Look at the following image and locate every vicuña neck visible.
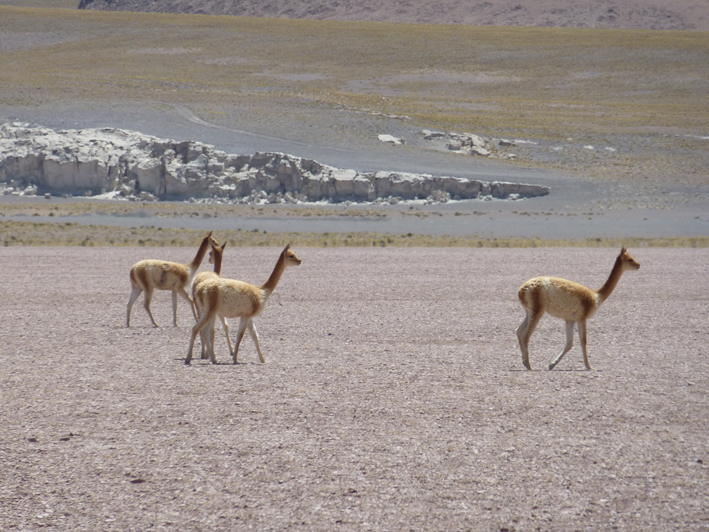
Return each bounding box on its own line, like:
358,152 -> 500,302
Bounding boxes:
189,235 -> 211,271
214,250 -> 223,276
260,251 -> 287,294
596,255 -> 624,303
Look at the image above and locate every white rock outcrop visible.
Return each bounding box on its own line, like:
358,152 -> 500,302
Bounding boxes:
378,134 -> 405,145
422,129 -> 523,159
0,123 -> 550,203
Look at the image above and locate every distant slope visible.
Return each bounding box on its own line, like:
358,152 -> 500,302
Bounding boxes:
76,0 -> 709,30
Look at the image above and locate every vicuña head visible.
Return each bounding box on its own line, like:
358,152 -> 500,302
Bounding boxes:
126,231 -> 213,327
207,235 -> 225,268
185,244 -> 302,365
516,247 -> 640,371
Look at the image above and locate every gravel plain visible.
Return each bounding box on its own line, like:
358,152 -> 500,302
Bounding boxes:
1,245 -> 707,531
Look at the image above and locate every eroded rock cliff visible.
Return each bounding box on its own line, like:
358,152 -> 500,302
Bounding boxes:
0,123 -> 549,204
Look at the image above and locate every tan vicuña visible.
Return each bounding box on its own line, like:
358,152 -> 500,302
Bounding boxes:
516,247 -> 640,371
190,236 -> 233,359
126,231 -> 212,327
185,244 -> 302,365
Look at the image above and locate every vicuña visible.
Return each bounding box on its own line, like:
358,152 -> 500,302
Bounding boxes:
126,231 -> 212,327
191,236 -> 233,359
185,244 -> 302,365
516,247 -> 640,370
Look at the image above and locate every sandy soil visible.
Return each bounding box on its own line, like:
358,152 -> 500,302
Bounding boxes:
1,246 -> 707,531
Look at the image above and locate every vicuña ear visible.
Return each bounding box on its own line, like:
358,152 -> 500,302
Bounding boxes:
620,246 -> 627,254
284,243 -> 291,251
222,242 -> 227,250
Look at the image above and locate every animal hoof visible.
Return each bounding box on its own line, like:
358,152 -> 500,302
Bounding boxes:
184,359 -> 191,366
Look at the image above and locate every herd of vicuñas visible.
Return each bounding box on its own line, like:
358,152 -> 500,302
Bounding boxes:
126,232 -> 302,365
126,234 -> 639,370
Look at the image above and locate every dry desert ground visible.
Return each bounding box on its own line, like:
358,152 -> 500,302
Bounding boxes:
1,6 -> 708,530
1,245 -> 708,531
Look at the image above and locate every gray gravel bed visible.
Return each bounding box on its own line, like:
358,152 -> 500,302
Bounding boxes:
1,246 -> 707,531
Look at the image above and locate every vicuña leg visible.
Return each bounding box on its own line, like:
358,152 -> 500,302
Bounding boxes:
171,291 -> 178,326
232,317 -> 249,364
126,286 -> 143,327
185,325 -> 200,365
142,287 -> 160,327
578,320 -> 592,370
183,288 -> 198,321
200,323 -> 211,359
203,318 -> 218,364
221,316 -> 233,357
517,310 -> 543,370
549,320 -> 576,370
172,288 -> 196,326
516,314 -> 531,369
194,299 -> 212,359
196,314 -> 213,360
231,318 -> 265,364
186,309 -> 218,365
247,320 -> 266,363
200,315 -> 232,360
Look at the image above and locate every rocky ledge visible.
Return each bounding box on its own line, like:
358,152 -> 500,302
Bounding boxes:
0,123 -> 549,204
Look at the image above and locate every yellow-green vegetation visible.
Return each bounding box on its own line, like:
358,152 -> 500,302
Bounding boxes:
1,220 -> 706,248
0,7 -> 707,139
0,201 -> 389,219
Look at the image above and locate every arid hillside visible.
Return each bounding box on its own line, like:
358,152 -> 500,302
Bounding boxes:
75,0 -> 709,30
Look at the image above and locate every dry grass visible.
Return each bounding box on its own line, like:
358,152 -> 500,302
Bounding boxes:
0,200 -> 390,219
2,220 -> 706,248
1,201 -> 706,248
1,7 -> 707,141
